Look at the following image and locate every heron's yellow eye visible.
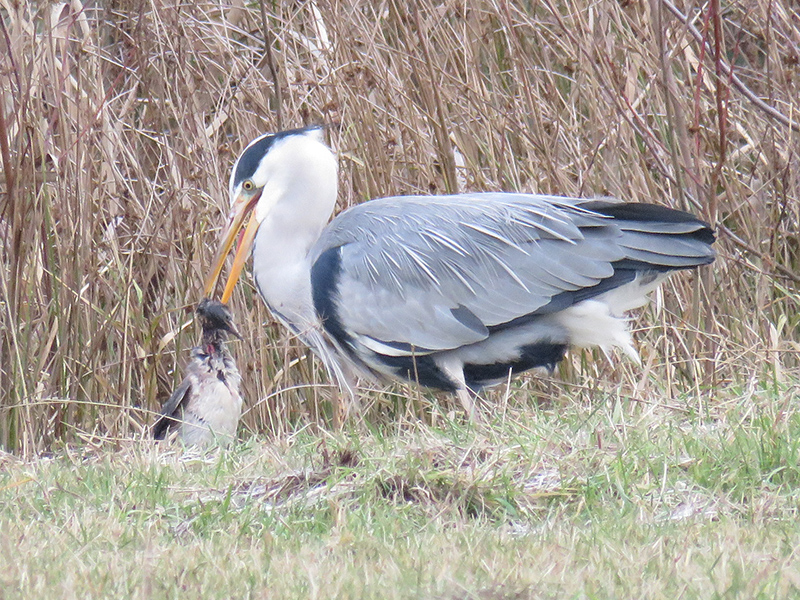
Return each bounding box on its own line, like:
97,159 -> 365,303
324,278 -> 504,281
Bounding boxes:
242,179 -> 255,192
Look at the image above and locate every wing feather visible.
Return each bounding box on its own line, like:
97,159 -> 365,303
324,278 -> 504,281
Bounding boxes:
310,193 -> 713,353
153,377 -> 192,440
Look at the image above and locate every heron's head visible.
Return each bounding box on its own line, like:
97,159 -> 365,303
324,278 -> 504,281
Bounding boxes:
203,126 -> 336,303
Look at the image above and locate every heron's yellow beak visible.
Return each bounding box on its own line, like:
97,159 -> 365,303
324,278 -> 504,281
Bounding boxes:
204,190 -> 262,304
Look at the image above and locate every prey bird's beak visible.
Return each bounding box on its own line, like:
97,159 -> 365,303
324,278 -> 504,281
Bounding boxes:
203,190 -> 262,304
224,320 -> 244,340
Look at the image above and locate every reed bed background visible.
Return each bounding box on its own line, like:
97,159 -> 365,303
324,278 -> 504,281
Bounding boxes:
0,0 -> 797,455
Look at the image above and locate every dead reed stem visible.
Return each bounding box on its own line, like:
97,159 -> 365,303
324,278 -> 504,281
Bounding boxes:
0,0 -> 797,454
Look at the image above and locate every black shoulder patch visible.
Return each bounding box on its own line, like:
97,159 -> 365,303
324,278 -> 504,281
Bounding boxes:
233,126 -> 324,189
310,246 -> 351,348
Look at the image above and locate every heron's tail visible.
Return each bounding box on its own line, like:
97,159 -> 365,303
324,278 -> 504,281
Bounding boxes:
580,200 -> 716,271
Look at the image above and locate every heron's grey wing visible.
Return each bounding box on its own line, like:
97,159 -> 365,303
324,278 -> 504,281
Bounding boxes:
310,193 -> 713,354
153,377 -> 192,440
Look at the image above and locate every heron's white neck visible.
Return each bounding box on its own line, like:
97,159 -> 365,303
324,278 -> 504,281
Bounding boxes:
250,137 -> 338,331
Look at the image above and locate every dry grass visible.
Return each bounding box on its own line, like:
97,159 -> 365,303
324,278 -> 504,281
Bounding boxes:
0,0 -> 798,454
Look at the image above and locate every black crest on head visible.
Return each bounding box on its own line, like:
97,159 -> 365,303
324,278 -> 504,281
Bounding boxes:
232,125 -> 325,189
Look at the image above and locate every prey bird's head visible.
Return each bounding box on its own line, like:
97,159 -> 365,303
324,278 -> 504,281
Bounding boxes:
196,298 -> 241,339
203,126 -> 336,303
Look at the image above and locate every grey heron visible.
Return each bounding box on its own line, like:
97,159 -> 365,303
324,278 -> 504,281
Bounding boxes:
153,298 -> 244,446
204,126 -> 715,419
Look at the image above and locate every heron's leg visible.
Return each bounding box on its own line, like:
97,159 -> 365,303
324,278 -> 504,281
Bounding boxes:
436,356 -> 481,422
337,362 -> 362,418
329,378 -> 358,430
456,386 -> 480,422
307,332 -> 362,427
331,390 -> 345,430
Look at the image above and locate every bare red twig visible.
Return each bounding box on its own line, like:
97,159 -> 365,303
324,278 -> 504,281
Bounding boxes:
661,0 -> 799,133
259,0 -> 283,130
0,87 -> 13,202
709,0 -> 727,224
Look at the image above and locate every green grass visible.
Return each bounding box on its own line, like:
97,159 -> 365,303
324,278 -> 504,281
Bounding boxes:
3,381 -> 800,599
